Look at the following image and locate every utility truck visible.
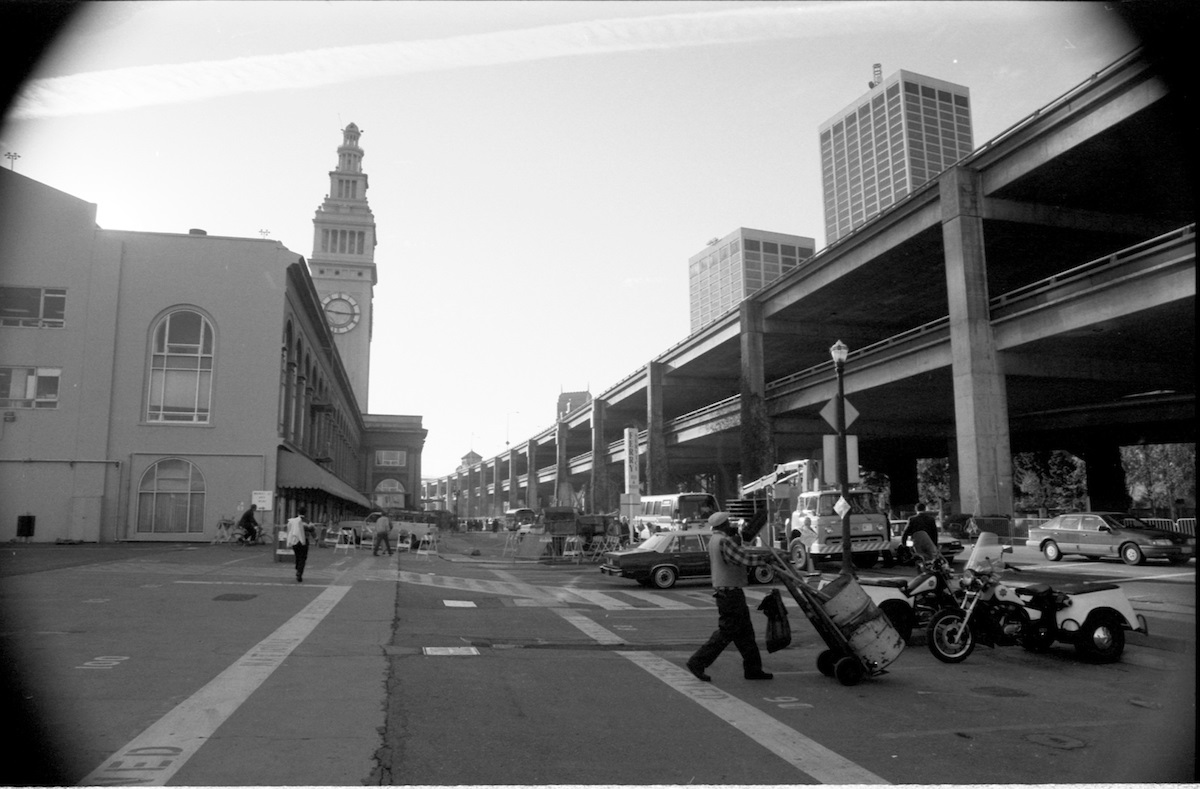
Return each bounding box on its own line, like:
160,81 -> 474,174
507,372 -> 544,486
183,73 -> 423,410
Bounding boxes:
733,459 -> 889,570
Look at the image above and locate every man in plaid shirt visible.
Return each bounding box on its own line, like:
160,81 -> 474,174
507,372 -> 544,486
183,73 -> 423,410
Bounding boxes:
687,512 -> 774,682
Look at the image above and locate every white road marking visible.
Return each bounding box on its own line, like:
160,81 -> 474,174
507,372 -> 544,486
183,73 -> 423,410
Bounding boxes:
551,608 -> 628,644
78,559 -> 373,786
549,607 -> 889,783
620,650 -> 889,784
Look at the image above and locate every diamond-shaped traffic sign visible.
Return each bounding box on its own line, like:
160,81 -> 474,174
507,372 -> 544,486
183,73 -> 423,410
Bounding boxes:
820,398 -> 858,430
834,496 -> 852,519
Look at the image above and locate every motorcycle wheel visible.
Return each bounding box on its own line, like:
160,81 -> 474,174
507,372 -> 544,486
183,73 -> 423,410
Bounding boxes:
834,657 -> 865,686
927,608 -> 975,663
1075,615 -> 1125,663
878,600 -> 914,644
816,649 -> 838,677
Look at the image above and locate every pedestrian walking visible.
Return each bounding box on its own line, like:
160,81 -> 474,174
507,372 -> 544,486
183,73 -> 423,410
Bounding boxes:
901,503 -> 938,548
687,512 -> 774,682
370,510 -> 393,556
285,506 -> 312,583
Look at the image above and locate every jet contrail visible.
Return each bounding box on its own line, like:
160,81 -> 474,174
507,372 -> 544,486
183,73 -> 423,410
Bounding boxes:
10,3 -> 913,120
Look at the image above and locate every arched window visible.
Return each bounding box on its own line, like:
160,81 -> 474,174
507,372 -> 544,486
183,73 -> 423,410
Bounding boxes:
375,478 -> 407,509
137,458 -> 205,533
147,309 -> 214,423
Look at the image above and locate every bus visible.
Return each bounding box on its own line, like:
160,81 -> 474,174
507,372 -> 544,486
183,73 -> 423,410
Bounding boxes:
631,492 -> 720,539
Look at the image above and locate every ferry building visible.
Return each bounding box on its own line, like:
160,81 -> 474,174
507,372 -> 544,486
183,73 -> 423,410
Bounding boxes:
0,125 -> 425,542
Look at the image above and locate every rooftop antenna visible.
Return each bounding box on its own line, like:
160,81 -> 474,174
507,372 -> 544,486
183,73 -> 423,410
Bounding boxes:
868,63 -> 882,89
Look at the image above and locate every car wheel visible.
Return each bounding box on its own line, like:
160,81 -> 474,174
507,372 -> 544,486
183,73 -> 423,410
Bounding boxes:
1075,615 -> 1125,663
651,566 -> 678,589
878,600 -> 914,644
787,539 -> 808,569
750,565 -> 775,585
1042,541 -> 1062,562
1120,543 -> 1145,566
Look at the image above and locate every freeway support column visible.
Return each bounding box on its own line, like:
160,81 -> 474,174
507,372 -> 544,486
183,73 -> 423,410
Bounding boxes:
555,421 -> 572,506
508,449 -> 519,510
590,398 -> 608,513
740,300 -> 775,483
526,440 -> 539,510
645,361 -> 669,494
941,166 -> 1013,518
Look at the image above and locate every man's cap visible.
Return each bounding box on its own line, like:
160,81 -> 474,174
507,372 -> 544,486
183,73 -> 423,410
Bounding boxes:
707,512 -> 731,529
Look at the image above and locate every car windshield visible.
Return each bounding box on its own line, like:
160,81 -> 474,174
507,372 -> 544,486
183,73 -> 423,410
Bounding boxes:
1100,513 -> 1149,529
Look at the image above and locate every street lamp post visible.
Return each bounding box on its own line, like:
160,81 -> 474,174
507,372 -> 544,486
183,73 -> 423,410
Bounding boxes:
830,340 -> 854,576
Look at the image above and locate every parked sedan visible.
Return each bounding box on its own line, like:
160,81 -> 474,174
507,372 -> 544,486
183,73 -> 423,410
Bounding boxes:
1028,512 -> 1194,565
599,529 -> 775,589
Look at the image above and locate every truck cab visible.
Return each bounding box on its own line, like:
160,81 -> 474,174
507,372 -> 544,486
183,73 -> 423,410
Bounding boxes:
787,488 -> 889,569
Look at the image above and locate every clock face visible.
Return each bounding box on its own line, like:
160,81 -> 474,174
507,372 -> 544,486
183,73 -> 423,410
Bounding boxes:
322,293 -> 360,334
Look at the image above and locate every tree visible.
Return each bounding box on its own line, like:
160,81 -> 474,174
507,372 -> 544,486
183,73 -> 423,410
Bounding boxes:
1121,444 -> 1196,517
1012,450 -> 1087,515
917,457 -> 950,510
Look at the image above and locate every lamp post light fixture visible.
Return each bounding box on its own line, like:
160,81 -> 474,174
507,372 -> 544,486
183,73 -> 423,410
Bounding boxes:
829,340 -> 854,576
4,152 -> 19,170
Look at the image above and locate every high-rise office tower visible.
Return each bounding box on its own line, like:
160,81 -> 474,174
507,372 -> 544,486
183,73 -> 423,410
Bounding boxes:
820,65 -> 973,243
688,228 -> 815,333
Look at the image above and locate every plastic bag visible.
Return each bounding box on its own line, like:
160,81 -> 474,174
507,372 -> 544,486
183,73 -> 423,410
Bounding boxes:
757,589 -> 792,653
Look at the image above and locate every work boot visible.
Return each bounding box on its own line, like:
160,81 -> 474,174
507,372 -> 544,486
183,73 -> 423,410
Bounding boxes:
686,660 -> 711,682
744,669 -> 773,680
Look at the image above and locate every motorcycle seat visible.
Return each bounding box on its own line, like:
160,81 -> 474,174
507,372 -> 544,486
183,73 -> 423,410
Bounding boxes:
859,578 -> 908,588
1015,583 -> 1052,597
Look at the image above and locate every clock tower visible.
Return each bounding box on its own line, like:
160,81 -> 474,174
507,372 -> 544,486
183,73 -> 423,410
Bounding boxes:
309,122 -> 377,411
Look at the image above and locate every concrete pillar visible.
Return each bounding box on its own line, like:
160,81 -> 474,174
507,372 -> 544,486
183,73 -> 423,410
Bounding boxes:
941,166 -> 1014,518
555,422 -> 571,506
645,362 -> 669,494
739,301 -> 775,483
1082,441 -> 1131,511
590,399 -> 608,514
508,450 -> 519,510
526,440 -> 539,510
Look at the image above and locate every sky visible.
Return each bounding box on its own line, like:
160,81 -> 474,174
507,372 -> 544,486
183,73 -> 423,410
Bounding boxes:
1,1 -> 1140,477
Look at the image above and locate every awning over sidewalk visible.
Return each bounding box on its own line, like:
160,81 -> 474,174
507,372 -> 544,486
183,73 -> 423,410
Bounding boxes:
276,450 -> 373,509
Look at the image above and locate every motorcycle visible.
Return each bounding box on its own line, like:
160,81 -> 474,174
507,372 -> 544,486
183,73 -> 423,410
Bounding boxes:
927,532 -> 1147,664
861,532 -> 958,644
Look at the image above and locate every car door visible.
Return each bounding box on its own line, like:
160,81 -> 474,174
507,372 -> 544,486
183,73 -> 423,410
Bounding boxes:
676,535 -> 710,578
1075,514 -> 1113,558
1056,513 -> 1084,556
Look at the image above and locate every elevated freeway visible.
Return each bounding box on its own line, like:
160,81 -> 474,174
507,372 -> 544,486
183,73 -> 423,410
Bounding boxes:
426,48 -> 1194,519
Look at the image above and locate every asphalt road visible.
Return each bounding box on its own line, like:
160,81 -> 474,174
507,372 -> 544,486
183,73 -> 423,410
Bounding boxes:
0,533 -> 1193,785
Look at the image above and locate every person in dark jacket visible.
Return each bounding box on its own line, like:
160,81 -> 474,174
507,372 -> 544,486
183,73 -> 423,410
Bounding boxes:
901,503 -> 938,548
237,504 -> 258,544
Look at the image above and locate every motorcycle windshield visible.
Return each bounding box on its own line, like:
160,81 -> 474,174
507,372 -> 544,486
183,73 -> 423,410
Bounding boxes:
964,531 -> 1005,573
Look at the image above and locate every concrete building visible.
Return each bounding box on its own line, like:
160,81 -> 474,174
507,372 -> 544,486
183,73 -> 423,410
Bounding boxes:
820,66 -> 973,243
688,228 -> 816,332
0,125 -> 425,542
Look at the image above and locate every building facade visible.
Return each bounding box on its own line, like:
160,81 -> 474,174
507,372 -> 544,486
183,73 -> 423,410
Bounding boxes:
820,67 -> 973,243
309,123 -> 377,411
688,228 -> 816,333
0,127 -> 425,542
